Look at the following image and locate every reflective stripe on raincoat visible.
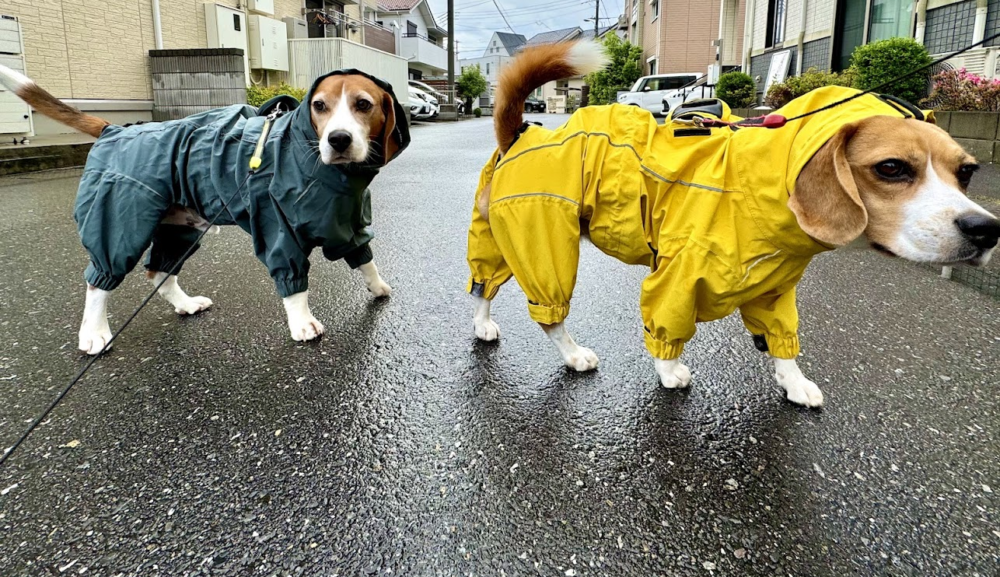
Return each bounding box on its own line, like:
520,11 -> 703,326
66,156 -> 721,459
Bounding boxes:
74,69 -> 409,298
467,86 -> 930,359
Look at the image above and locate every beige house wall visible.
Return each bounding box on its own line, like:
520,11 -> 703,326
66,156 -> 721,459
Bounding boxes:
623,0 -> 745,75
0,0 -> 366,101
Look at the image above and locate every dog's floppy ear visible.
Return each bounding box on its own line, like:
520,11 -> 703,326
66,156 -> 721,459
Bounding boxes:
380,91 -> 401,165
789,123 -> 868,246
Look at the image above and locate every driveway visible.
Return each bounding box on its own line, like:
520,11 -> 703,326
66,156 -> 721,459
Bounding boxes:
1,114 -> 998,576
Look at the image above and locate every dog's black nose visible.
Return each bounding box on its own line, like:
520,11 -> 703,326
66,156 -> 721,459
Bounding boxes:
328,130 -> 352,153
956,213 -> 1000,249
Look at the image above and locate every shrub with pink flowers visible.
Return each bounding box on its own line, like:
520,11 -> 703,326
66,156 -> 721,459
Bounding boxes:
923,68 -> 1000,111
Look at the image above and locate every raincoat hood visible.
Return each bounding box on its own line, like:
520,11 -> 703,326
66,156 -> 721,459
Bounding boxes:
284,68 -> 411,168
766,86 -> 933,195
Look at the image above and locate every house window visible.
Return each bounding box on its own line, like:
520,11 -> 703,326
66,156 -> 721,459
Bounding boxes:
306,0 -> 345,38
487,63 -> 491,75
832,0 -> 913,71
407,20 -> 418,36
651,0 -> 660,19
766,0 -> 787,47
648,58 -> 657,75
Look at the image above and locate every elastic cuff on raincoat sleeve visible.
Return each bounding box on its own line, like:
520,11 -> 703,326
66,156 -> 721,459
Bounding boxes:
274,277 -> 309,299
343,244 -> 374,269
765,333 -> 800,359
84,263 -> 124,292
527,302 -> 570,325
644,332 -> 686,360
467,277 -> 505,300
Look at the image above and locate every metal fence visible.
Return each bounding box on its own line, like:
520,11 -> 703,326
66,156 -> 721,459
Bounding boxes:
937,265 -> 1000,299
287,38 -> 409,104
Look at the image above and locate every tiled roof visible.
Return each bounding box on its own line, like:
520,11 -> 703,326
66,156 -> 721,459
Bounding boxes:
495,32 -> 527,54
377,0 -> 420,11
579,24 -> 616,40
524,27 -> 582,46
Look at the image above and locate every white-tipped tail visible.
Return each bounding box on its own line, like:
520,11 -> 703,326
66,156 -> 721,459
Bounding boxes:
0,63 -> 109,137
566,41 -> 611,76
0,63 -> 31,92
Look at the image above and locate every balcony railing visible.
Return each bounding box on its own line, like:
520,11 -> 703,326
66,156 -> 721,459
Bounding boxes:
288,37 -> 409,104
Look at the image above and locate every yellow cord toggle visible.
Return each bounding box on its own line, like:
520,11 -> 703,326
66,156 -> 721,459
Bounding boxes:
250,117 -> 272,171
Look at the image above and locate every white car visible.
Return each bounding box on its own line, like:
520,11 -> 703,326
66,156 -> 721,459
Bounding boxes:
617,73 -> 704,116
408,86 -> 438,120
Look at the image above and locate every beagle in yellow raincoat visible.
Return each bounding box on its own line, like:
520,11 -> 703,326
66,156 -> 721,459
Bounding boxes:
466,42 -> 1000,408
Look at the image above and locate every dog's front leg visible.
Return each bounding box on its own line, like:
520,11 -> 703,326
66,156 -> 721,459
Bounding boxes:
654,358 -> 692,389
541,322 -> 599,371
79,284 -> 113,355
472,295 -> 500,341
357,261 -> 392,297
773,357 -> 824,408
283,291 -> 325,342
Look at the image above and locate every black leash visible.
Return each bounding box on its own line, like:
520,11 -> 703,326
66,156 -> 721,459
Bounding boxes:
0,106 -> 285,468
691,31 -> 1000,130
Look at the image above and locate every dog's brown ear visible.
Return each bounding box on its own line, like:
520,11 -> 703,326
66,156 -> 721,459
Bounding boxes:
380,92 -> 400,165
789,123 -> 868,246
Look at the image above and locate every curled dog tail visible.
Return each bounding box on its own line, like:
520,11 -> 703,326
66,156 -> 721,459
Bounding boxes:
0,63 -> 110,138
494,41 -> 609,153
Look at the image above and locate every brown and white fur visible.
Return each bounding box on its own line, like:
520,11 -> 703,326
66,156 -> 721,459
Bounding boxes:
0,65 -> 398,353
473,41 -> 1000,408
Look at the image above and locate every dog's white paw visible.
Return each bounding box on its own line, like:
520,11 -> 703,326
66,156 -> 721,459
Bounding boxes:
655,359 -> 691,389
773,358 -> 824,408
777,373 -> 824,407
174,295 -> 213,315
474,318 -> 500,341
289,314 -> 325,342
78,327 -> 113,355
565,346 -> 599,372
367,279 -> 392,298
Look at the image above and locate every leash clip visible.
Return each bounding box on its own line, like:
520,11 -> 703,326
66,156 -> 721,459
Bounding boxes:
250,103 -> 287,172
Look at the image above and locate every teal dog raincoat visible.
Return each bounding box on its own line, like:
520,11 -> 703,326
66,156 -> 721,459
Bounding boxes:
73,70 -> 409,298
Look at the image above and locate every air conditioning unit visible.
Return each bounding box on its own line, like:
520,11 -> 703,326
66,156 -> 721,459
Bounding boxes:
937,47 -> 999,78
248,14 -> 288,71
247,0 -> 275,16
283,17 -> 308,40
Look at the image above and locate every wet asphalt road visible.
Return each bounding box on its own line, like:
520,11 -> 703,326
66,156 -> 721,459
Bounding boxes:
1,114 -> 999,576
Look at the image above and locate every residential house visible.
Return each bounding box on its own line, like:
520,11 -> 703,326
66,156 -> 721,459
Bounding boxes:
375,0 -> 448,79
744,0 -> 1000,99
526,26 -> 619,111
0,0 -> 405,137
623,0 -> 746,78
458,31 -> 526,103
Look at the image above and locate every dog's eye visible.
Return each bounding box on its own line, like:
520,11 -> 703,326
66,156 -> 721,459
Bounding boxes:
957,163 -> 979,187
312,100 -> 326,112
874,160 -> 911,181
356,99 -> 373,112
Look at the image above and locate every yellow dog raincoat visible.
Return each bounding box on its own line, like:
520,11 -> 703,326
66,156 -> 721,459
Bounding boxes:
467,87 -> 931,360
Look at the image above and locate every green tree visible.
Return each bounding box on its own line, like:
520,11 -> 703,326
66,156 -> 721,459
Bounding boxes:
457,66 -> 488,112
850,37 -> 931,105
584,34 -> 642,105
714,71 -> 757,108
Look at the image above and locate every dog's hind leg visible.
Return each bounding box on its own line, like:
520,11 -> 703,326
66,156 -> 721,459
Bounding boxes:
79,284 -> 113,355
541,322 -> 599,372
148,271 -> 213,315
653,358 -> 692,389
773,357 -> 824,408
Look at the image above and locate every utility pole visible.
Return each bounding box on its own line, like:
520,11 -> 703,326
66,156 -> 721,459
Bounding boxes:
448,0 -> 455,98
581,0 -> 599,107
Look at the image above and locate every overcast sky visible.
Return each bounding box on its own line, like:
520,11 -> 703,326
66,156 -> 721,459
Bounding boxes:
424,0 -> 621,59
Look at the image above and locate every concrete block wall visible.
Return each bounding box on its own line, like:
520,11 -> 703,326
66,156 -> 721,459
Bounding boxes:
150,49 -> 247,121
935,111 -> 1000,163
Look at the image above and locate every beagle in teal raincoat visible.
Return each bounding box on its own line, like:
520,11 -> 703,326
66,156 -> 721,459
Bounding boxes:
0,65 -> 409,353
